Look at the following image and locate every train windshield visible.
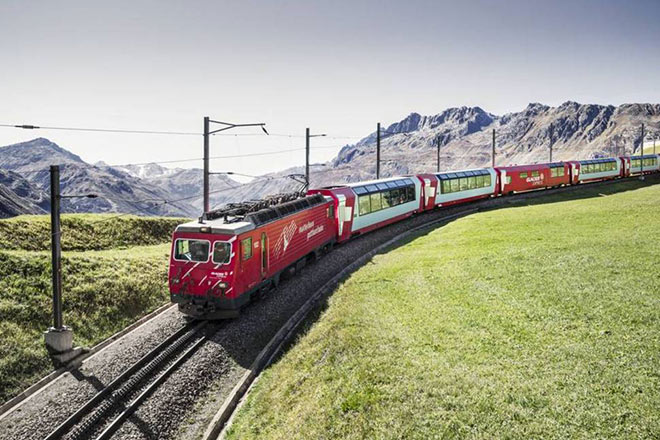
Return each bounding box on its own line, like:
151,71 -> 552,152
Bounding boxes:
213,241 -> 232,264
174,239 -> 210,262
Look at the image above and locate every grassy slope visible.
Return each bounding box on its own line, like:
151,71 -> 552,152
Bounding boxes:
0,215 -> 183,403
228,179 -> 660,439
0,214 -> 187,251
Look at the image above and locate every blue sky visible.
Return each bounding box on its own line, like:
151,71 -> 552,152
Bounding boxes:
1,0 -> 659,176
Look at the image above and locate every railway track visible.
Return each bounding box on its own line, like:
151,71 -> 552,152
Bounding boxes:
43,321 -> 209,440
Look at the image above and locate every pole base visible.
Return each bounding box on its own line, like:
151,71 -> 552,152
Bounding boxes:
44,327 -> 87,368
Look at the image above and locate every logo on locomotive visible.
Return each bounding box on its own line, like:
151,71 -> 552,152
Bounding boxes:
273,219 -> 325,258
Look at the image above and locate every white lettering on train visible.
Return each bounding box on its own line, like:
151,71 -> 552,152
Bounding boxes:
306,225 -> 324,240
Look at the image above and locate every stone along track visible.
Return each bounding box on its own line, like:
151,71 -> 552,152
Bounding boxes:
43,321 -> 211,440
0,176 -> 653,440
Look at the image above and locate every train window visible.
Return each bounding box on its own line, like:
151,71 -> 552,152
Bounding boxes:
366,185 -> 378,193
407,186 -> 415,201
381,191 -> 392,207
505,175 -> 512,185
532,171 -> 539,177
370,193 -> 382,211
484,174 -> 492,187
459,178 -> 468,191
450,179 -> 459,192
354,186 -> 367,195
358,195 -> 371,216
389,189 -> 399,205
476,175 -> 484,187
212,242 -> 231,264
386,181 -> 398,188
241,237 -> 253,261
381,191 -> 392,208
520,172 -> 527,178
377,183 -> 390,190
174,239 -> 210,262
441,180 -> 451,194
468,176 -> 476,189
327,205 -> 334,219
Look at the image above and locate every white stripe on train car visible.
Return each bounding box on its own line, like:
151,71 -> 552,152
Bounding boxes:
182,262 -> 200,280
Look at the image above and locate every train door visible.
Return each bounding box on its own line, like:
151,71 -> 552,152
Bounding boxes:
570,162 -> 580,184
336,194 -> 353,242
423,178 -> 436,210
260,232 -> 268,278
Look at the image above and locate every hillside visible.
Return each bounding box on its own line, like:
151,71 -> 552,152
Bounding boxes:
0,138 -> 201,217
0,214 -> 188,251
227,177 -> 660,439
0,214 -> 181,403
0,169 -> 49,218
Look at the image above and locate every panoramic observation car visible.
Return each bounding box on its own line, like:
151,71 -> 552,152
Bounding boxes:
629,155 -> 660,175
496,162 -> 570,195
309,176 -> 421,241
434,168 -> 497,206
569,157 -> 621,183
169,194 -> 336,318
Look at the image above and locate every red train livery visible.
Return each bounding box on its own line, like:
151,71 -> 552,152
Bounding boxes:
169,154 -> 660,318
169,194 -> 335,318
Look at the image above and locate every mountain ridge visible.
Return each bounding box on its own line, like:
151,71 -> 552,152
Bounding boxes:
1,101 -> 658,218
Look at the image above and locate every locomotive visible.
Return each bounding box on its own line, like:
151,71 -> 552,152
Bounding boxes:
169,154 -> 660,318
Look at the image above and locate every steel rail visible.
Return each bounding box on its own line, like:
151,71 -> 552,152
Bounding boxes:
95,335 -> 208,440
44,321 -> 206,440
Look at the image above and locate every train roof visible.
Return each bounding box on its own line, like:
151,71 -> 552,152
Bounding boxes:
630,155 -> 659,159
176,193 -> 328,235
435,167 -> 493,179
495,162 -> 565,171
175,218 -> 255,235
578,157 -> 618,164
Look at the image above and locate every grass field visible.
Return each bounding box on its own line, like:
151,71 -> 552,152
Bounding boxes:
0,213 -> 186,251
0,214 -> 183,403
227,178 -> 660,439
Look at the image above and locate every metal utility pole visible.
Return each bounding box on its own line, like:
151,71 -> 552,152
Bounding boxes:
44,166 -> 93,365
202,117 -> 268,213
491,129 -> 496,167
376,122 -> 381,179
305,128 -> 326,189
549,123 -> 554,162
640,123 -> 645,180
203,117 -> 210,213
50,165 -> 63,330
436,136 -> 441,172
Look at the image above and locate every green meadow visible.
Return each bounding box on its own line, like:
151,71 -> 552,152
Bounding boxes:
228,177 -> 660,439
0,214 -> 185,403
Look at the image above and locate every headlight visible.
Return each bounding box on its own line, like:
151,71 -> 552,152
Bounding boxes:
218,282 -> 227,289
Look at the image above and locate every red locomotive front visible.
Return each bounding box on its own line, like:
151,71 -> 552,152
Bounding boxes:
169,194 -> 336,318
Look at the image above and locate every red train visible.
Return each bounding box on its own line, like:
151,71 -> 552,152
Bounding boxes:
169,154 -> 660,318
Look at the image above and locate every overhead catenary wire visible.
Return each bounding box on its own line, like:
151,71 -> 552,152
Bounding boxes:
0,123 -> 363,141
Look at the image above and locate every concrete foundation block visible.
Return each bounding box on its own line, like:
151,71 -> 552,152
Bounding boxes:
44,326 -> 73,354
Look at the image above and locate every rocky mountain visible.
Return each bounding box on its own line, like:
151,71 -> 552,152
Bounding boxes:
114,163 -> 239,211
0,138 -> 199,217
319,101 -> 660,185
205,101 -> 660,203
0,169 -> 50,218
1,102 -> 658,218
